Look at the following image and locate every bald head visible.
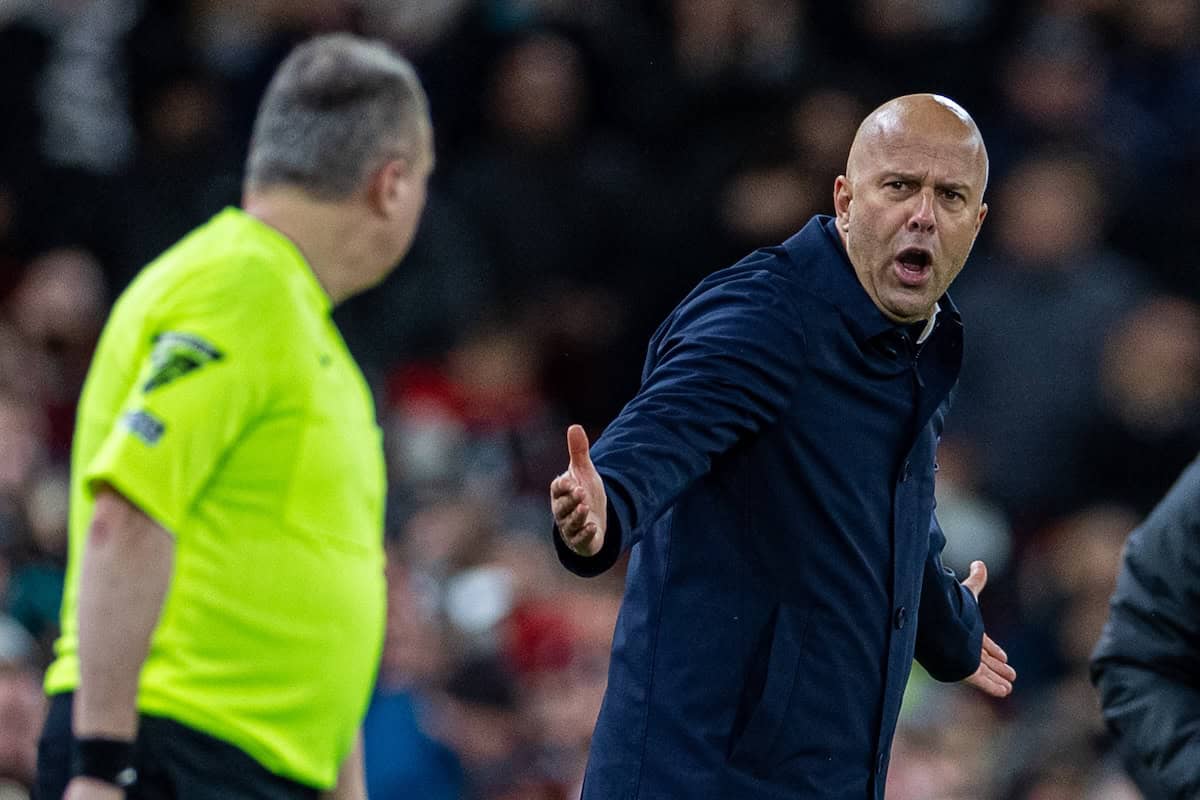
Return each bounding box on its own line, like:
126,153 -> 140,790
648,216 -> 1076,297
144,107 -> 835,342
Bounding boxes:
833,93 -> 990,324
846,94 -> 988,194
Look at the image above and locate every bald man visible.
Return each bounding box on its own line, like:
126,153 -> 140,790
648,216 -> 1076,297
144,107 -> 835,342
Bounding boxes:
549,95 -> 1014,799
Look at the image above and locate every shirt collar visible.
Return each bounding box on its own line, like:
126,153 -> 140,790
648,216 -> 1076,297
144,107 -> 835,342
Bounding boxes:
916,303 -> 940,344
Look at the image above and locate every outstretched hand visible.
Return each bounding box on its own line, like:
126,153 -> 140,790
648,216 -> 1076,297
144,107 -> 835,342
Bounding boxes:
550,425 -> 608,557
961,560 -> 1016,698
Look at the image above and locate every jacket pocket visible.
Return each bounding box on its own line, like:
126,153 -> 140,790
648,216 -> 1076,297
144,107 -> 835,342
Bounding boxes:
727,602 -> 814,773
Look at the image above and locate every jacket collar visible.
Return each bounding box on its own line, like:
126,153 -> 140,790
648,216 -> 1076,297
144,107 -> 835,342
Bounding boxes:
781,215 -> 961,344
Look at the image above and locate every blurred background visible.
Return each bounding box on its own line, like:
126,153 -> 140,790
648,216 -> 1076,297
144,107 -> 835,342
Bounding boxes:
1,0 -> 1198,797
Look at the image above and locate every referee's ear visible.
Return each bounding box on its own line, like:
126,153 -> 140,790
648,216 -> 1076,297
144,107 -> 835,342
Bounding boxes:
369,158 -> 405,218
369,155 -> 427,221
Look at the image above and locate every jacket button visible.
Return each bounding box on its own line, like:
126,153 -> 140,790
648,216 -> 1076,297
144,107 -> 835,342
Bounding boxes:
899,461 -> 911,483
877,752 -> 886,775
894,606 -> 907,629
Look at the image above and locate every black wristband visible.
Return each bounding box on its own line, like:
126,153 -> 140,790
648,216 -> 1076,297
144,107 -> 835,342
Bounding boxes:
72,737 -> 138,789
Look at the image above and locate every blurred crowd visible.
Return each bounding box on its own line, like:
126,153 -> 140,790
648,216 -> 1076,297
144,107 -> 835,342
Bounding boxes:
1,0 -> 1199,798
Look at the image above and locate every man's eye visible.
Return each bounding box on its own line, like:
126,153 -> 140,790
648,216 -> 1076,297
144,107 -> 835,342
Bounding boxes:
941,189 -> 963,201
887,181 -> 908,190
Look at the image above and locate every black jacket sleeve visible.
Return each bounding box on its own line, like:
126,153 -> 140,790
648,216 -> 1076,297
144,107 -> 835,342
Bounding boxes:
1090,457 -> 1200,800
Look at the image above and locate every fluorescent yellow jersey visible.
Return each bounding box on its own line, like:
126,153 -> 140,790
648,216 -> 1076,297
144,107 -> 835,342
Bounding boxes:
45,207 -> 387,789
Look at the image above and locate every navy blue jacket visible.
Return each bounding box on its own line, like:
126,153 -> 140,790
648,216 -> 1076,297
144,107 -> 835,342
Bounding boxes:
555,216 -> 984,799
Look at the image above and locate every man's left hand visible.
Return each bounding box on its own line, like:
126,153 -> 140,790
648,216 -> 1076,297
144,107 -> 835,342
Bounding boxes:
960,560 -> 1016,698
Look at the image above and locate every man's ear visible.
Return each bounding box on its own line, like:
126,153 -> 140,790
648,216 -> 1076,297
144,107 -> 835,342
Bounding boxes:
833,175 -> 852,231
368,158 -> 411,217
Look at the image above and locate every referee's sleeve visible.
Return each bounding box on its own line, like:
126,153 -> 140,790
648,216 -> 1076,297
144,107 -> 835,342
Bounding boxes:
84,310 -> 278,536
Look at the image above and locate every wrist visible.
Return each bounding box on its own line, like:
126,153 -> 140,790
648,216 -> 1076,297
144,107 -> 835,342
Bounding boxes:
72,736 -> 138,790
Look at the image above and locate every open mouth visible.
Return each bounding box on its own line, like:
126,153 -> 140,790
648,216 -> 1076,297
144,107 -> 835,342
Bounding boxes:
894,247 -> 932,286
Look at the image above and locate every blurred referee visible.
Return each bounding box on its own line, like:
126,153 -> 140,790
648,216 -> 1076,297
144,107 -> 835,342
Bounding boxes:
35,34 -> 433,800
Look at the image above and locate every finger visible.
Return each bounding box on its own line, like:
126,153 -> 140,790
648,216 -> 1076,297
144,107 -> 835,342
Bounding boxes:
567,424 -> 593,473
969,669 -> 1012,697
979,647 -> 1005,669
566,520 -> 597,545
557,501 -> 590,535
977,660 -> 1015,690
552,493 -> 581,519
968,673 -> 998,696
981,653 -> 1017,682
962,560 -> 988,599
981,666 -> 1014,696
565,524 -> 596,552
550,474 -> 577,498
556,504 -> 577,533
982,634 -> 1008,662
979,635 -> 1016,681
980,650 -> 1011,676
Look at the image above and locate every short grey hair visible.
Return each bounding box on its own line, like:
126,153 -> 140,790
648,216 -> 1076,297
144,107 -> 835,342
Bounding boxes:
244,33 -> 431,199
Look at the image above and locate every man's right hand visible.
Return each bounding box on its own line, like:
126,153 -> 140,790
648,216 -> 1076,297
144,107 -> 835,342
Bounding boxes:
550,425 -> 608,556
64,777 -> 125,800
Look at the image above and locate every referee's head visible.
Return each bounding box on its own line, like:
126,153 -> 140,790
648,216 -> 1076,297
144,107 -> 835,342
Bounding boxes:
245,33 -> 432,200
242,34 -> 434,298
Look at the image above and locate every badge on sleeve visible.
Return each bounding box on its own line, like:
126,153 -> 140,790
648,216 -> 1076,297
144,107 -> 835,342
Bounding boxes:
143,332 -> 223,393
122,409 -> 165,445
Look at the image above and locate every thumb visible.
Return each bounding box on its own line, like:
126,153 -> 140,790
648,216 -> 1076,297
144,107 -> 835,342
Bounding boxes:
566,424 -> 593,473
963,560 -> 988,599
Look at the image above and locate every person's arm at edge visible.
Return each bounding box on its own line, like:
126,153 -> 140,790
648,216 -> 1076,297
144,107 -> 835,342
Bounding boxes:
67,486 -> 174,797
1091,659 -> 1200,798
319,731 -> 367,800
1090,466 -> 1200,799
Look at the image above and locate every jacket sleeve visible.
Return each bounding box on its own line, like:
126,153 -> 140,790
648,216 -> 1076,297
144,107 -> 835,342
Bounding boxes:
1090,458 -> 1200,800
914,512 -> 985,681
555,263 -> 808,576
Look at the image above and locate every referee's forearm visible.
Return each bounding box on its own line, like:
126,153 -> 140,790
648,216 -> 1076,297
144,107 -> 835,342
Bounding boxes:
74,488 -> 175,740
319,731 -> 367,800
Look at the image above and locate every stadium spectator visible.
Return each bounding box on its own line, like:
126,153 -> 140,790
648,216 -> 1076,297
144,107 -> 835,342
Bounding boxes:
1075,296 -> 1200,516
946,151 -> 1150,529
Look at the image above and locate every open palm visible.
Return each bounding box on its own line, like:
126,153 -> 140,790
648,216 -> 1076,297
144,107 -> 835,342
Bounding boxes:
961,560 -> 1016,697
549,425 -> 608,556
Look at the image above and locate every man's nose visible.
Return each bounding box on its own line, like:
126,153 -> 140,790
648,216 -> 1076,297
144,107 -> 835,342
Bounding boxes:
907,191 -> 935,233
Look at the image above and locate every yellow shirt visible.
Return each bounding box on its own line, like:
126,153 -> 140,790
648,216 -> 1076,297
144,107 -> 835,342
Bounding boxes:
45,208 -> 387,789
